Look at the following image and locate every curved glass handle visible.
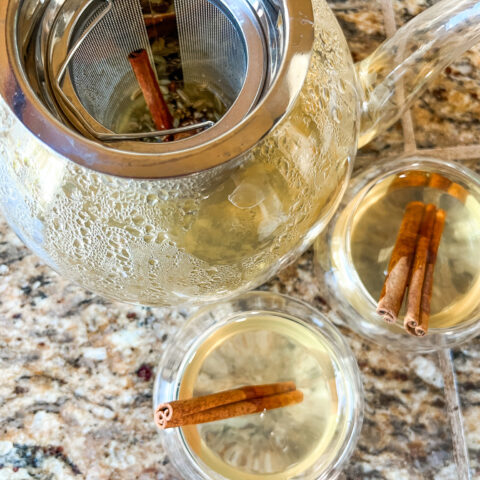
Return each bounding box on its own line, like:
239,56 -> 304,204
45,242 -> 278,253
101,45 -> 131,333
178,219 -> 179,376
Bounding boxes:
357,0 -> 480,147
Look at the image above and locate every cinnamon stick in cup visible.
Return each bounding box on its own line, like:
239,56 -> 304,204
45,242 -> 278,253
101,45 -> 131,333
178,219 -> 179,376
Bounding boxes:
429,173 -> 452,192
377,202 -> 425,323
155,381 -> 301,429
377,201 -> 447,337
416,209 -> 446,337
157,391 -> 303,429
404,204 -> 437,334
128,49 -> 173,133
388,171 -> 429,192
447,182 -> 468,204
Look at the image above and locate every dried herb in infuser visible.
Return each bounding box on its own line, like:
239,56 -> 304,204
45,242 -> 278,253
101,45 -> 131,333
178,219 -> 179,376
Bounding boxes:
123,4 -> 227,140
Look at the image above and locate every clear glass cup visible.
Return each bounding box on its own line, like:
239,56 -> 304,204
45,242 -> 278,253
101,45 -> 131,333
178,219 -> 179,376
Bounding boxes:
315,156 -> 480,352
153,291 -> 363,480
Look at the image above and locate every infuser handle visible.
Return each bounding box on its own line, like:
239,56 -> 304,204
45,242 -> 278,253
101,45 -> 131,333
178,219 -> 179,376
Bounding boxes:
356,0 -> 480,147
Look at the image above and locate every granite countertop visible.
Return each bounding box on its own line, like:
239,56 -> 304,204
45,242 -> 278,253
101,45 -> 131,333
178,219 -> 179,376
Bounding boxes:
1,0 -> 480,479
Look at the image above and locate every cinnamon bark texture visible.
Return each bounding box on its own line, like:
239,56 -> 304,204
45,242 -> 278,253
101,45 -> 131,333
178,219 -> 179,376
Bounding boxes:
144,13 -> 177,29
404,204 -> 437,333
155,382 -> 301,429
429,173 -> 452,192
128,49 -> 173,132
377,202 -> 425,323
377,201 -> 446,337
388,171 -> 429,192
144,13 -> 177,39
447,182 -> 468,204
416,209 -> 446,337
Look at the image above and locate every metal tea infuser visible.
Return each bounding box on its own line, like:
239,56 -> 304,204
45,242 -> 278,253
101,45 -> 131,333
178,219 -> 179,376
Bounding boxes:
49,0 -> 266,143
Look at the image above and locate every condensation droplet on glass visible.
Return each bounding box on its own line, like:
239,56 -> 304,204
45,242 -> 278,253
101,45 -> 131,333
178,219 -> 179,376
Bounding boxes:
146,193 -> 158,206
331,107 -> 341,124
320,86 -> 330,104
132,215 -> 145,226
228,182 -> 265,209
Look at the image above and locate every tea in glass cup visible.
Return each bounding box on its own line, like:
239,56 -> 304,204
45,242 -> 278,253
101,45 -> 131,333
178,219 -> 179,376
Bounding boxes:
315,157 -> 480,352
153,292 -> 363,479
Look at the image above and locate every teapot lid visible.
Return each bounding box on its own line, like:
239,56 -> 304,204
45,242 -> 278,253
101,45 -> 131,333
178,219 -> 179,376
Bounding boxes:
0,0 -> 314,179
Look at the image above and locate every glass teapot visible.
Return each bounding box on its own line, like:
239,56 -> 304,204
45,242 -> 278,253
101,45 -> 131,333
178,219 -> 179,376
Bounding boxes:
0,0 -> 479,307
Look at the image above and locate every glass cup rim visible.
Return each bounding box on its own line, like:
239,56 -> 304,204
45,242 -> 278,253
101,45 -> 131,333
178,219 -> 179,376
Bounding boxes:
153,291 -> 364,480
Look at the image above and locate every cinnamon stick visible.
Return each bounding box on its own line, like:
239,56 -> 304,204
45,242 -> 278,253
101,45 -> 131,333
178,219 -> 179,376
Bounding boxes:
156,390 -> 303,429
155,381 -> 299,430
144,13 -> 177,39
404,204 -> 437,333
388,171 -> 429,192
377,202 -> 425,323
429,173 -> 452,192
428,172 -> 467,204
128,49 -> 173,133
416,209 -> 446,337
144,12 -> 176,28
447,182 -> 468,204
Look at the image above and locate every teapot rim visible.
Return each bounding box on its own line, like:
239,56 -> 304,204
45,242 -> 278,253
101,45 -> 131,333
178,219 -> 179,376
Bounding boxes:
0,0 -> 314,179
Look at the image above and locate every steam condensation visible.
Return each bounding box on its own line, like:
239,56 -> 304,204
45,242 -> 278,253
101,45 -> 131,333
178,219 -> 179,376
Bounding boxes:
0,0 -> 357,306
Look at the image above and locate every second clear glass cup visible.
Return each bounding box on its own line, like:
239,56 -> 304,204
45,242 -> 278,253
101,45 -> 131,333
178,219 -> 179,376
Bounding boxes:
315,156 -> 480,352
153,291 -> 363,480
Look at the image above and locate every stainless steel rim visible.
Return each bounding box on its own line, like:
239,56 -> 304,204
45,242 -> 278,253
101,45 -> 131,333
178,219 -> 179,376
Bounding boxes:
0,0 -> 315,179
49,0 -> 267,143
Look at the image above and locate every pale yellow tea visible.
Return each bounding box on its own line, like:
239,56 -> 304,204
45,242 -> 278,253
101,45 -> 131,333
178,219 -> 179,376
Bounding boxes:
178,314 -> 343,480
349,173 -> 480,329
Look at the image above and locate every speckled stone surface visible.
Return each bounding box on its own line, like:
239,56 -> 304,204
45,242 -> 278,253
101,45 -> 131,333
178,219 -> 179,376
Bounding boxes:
453,345 -> 480,478
391,0 -> 480,150
1,1 -> 479,479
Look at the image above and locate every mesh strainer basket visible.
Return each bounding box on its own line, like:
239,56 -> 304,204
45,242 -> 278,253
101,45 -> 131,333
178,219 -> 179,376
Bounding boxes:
49,0 -> 268,143
9,0 -> 314,178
